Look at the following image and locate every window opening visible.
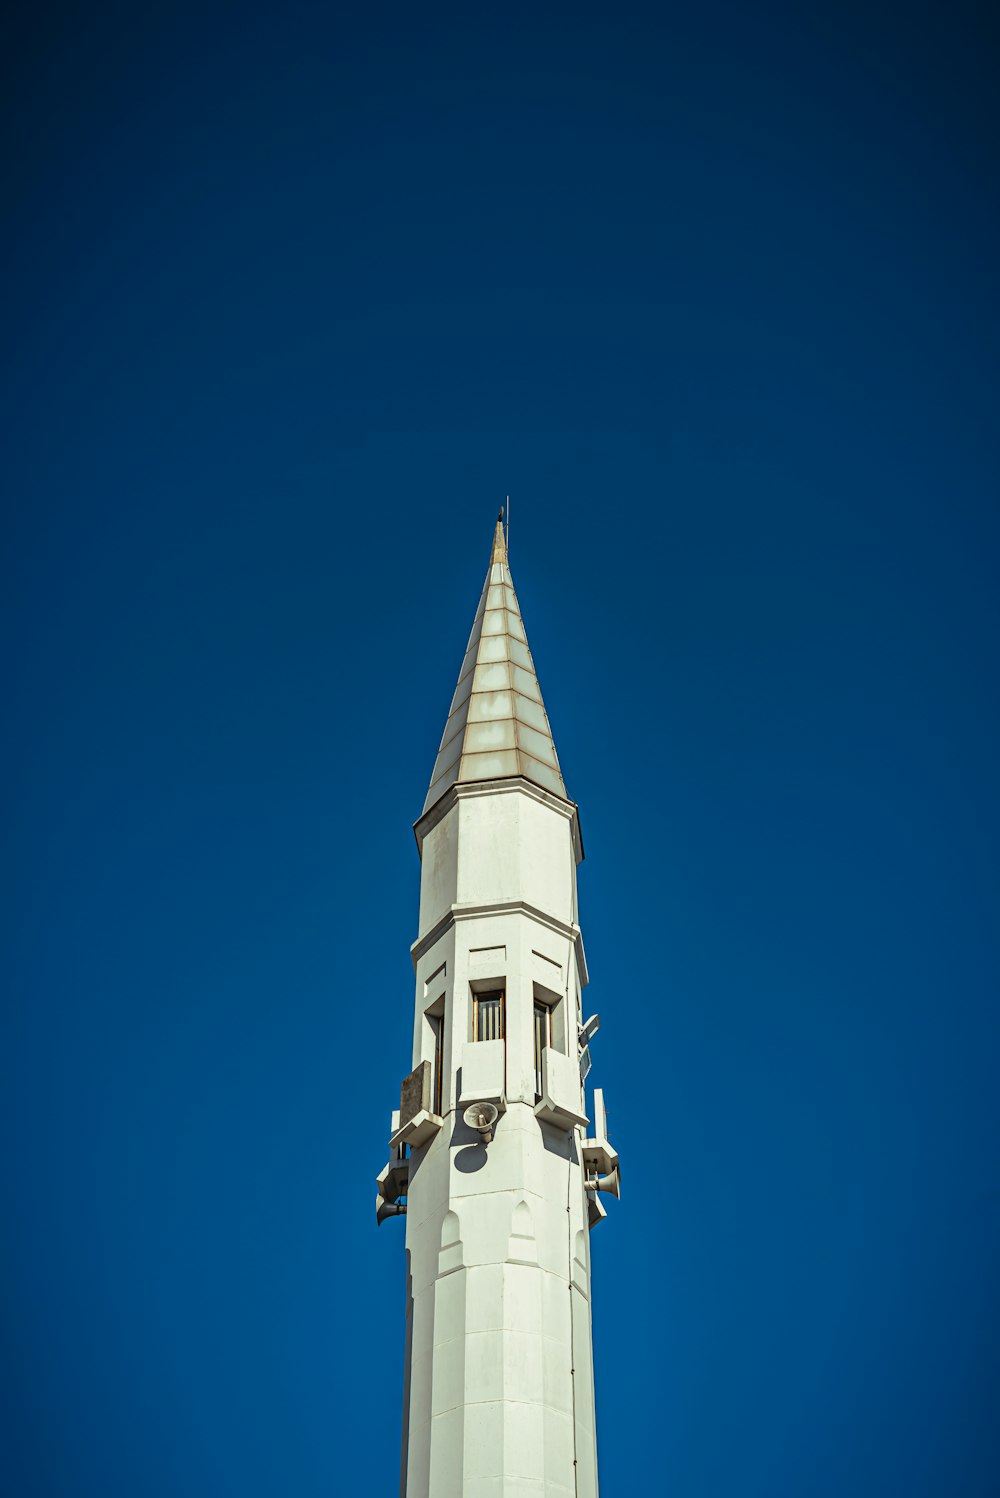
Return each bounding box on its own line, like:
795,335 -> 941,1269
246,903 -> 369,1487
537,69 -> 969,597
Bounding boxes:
533,998 -> 552,1099
474,989 -> 505,1043
429,1013 -> 444,1115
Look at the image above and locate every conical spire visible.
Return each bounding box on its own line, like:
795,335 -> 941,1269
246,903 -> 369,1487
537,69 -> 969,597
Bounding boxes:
422,516 -> 568,815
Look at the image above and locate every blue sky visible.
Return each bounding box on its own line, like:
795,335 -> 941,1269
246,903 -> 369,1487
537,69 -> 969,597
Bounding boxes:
2,4 -> 998,1495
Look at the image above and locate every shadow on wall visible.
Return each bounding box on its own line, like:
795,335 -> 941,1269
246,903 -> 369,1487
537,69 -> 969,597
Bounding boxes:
454,1142 -> 488,1174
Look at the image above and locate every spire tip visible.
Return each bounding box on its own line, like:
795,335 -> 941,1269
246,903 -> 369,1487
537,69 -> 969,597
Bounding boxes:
491,507 -> 508,564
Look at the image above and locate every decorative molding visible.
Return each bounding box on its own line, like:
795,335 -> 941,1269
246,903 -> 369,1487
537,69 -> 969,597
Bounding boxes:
411,898 -> 587,970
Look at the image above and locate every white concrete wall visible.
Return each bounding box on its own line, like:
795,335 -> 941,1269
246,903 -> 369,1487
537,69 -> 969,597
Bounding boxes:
401,782 -> 598,1498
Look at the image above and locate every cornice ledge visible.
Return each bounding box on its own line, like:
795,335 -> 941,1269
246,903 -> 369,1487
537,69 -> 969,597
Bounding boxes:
411,899 -> 586,970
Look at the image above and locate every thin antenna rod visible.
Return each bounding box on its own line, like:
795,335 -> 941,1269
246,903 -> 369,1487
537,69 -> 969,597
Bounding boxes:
505,494 -> 510,554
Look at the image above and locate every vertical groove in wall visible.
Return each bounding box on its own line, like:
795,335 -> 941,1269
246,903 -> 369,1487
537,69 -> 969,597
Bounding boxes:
399,1251 -> 413,1498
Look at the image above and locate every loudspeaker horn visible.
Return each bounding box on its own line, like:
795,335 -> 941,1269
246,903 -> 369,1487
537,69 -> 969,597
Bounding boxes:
376,1194 -> 407,1226
587,1166 -> 621,1201
463,1100 -> 499,1143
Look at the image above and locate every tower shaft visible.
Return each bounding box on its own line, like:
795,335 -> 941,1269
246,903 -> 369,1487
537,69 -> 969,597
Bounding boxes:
378,520 -> 617,1498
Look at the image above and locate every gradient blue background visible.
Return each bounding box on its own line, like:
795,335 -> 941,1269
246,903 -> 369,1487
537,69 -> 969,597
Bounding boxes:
2,3 -> 998,1494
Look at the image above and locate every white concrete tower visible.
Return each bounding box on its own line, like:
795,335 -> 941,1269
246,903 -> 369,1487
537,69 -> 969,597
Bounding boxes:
377,516 -> 619,1498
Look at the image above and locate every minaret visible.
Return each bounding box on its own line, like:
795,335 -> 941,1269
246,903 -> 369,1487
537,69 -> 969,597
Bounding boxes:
377,515 -> 619,1498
